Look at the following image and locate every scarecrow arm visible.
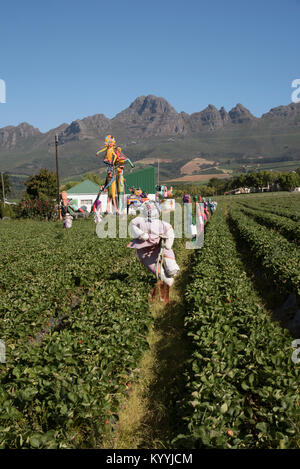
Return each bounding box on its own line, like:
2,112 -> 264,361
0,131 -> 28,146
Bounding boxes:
119,150 -> 135,168
130,217 -> 149,240
163,226 -> 175,249
96,147 -> 106,156
126,157 -> 135,168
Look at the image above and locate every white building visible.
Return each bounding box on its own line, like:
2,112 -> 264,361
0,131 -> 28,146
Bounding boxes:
66,178 -> 157,214
66,179 -> 107,212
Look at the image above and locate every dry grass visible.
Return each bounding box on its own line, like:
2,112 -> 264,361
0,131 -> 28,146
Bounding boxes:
166,173 -> 230,183
180,157 -> 216,175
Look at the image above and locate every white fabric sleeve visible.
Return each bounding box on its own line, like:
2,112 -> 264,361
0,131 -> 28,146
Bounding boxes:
130,217 -> 149,240
164,226 -> 175,250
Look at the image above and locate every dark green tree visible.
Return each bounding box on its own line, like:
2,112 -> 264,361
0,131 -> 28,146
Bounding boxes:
276,172 -> 300,191
229,174 -> 247,190
200,185 -> 215,197
208,177 -> 230,195
25,169 -> 57,200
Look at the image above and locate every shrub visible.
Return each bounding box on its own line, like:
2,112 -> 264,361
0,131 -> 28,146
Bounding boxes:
0,203 -> 15,219
17,198 -> 56,220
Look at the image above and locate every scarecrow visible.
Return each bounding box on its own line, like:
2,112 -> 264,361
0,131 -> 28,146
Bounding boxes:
202,197 -> 211,221
96,135 -> 134,214
128,200 -> 180,303
60,191 -> 74,229
94,199 -> 103,224
156,185 -> 173,199
127,187 -> 149,213
208,198 -> 217,214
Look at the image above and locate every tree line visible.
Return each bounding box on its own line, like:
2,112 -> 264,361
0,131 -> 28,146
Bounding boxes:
172,168 -> 300,198
1,168 -> 300,219
0,169 -> 104,219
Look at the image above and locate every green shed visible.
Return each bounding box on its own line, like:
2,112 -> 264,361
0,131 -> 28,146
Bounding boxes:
124,167 -> 156,194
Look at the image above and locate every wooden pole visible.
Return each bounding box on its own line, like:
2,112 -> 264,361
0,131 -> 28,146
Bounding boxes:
1,172 -> 5,205
55,135 -> 61,219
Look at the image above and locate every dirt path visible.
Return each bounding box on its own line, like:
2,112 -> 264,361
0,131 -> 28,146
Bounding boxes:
102,240 -> 192,449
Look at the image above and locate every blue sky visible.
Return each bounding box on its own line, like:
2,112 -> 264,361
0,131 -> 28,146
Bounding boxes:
0,0 -> 299,132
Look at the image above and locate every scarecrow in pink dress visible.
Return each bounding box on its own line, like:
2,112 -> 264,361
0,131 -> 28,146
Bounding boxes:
128,201 -> 180,303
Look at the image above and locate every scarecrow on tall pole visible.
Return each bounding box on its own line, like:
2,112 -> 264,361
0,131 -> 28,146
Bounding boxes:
95,135 -> 134,214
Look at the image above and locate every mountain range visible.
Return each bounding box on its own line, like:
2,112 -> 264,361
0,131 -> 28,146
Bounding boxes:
1,95 -> 300,186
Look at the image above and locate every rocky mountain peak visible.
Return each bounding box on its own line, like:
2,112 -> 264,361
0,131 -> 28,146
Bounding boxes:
114,95 -> 177,122
130,95 -> 177,115
59,114 -> 110,142
189,104 -> 225,130
229,103 -> 255,123
113,95 -> 184,136
219,106 -> 230,121
0,122 -> 41,149
262,102 -> 300,121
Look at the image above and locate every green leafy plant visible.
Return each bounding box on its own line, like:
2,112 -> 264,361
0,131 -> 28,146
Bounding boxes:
0,219 -> 152,448
174,204 -> 299,449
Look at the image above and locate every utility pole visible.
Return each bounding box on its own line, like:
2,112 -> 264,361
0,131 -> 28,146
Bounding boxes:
1,172 -> 5,205
157,159 -> 160,187
55,135 -> 61,219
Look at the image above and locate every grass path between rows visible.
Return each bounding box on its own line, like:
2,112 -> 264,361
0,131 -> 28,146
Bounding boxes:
102,239 -> 193,449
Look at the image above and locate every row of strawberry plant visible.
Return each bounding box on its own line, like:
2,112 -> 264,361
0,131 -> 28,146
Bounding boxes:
0,220 -> 137,341
238,206 -> 300,246
0,219 -> 153,448
228,208 -> 300,297
257,196 -> 300,213
236,193 -> 300,209
174,205 -> 299,449
236,200 -> 300,223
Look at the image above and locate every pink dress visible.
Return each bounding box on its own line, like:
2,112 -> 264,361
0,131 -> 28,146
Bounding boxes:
128,217 -> 179,286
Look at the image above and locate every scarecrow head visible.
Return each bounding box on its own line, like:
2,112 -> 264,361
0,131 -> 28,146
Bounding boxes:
140,200 -> 161,221
104,135 -> 116,148
61,191 -> 68,206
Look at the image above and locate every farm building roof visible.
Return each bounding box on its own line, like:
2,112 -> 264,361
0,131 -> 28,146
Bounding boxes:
66,179 -> 99,195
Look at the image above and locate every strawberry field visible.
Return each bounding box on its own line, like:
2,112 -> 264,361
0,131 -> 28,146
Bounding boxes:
0,219 -> 153,448
174,201 -> 299,449
0,193 -> 299,449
